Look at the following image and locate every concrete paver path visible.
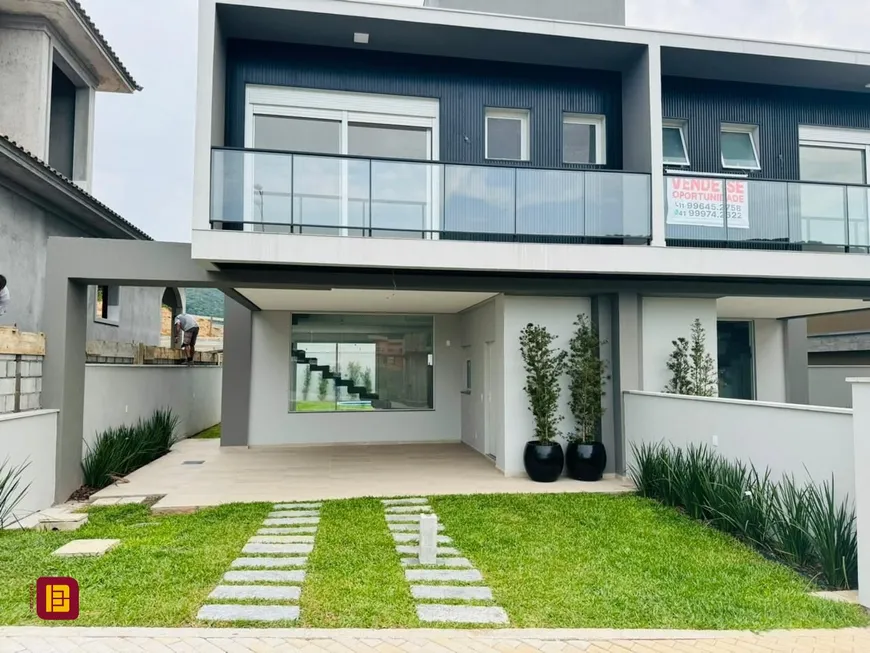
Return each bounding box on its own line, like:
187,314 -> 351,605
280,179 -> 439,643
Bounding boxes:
1,627 -> 869,651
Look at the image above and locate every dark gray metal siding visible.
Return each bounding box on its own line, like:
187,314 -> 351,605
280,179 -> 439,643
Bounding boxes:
663,76 -> 870,180
225,41 -> 623,169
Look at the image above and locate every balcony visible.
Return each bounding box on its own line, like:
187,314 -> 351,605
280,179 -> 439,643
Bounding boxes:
210,148 -> 652,244
664,175 -> 870,253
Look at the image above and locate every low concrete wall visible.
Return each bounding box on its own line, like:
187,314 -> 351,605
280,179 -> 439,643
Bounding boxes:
809,366 -> 870,408
0,409 -> 58,519
623,390 -> 854,501
83,365 -> 222,451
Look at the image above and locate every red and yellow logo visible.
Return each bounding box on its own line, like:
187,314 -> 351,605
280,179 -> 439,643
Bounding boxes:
35,577 -> 79,620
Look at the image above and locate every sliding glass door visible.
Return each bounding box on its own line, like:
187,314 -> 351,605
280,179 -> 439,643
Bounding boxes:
245,87 -> 440,237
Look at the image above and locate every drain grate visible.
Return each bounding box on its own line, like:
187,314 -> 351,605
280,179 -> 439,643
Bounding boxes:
182,460 -> 205,465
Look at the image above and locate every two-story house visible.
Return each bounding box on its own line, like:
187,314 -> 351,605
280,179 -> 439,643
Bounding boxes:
0,0 -> 173,343
184,0 -> 870,478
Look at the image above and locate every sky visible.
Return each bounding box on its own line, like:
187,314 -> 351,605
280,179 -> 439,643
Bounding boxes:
77,0 -> 870,243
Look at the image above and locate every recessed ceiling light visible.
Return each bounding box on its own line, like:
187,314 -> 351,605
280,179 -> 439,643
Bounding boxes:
354,32 -> 370,44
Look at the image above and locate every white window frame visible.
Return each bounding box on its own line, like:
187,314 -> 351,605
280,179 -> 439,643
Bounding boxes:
720,123 -> 761,171
244,86 -> 441,238
485,108 -> 530,161
662,119 -> 690,166
798,126 -> 870,182
562,113 -> 606,165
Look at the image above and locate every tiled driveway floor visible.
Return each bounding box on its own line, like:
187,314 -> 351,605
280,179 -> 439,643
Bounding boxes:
1,627 -> 870,651
88,440 -> 633,511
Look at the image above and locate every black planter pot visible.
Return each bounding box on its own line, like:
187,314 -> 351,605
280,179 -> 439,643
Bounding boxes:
523,441 -> 564,483
566,441 -> 607,482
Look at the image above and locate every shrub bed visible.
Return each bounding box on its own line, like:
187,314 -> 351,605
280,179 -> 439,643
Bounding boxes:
629,442 -> 857,590
82,408 -> 179,490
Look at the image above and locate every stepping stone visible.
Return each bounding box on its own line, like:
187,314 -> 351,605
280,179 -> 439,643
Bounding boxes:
393,533 -> 452,544
90,497 -> 121,506
405,569 -> 482,582
258,527 -> 317,535
386,514 -> 426,523
197,604 -> 299,622
231,557 -> 307,568
223,570 -> 305,583
249,535 -> 314,543
401,557 -> 473,568
274,503 -> 321,510
264,517 -> 319,526
396,545 -> 460,556
411,585 -> 494,601
385,505 -> 432,514
389,523 -> 444,532
208,585 -> 301,601
382,498 -> 428,506
268,510 -> 320,518
52,539 -> 120,557
242,543 -> 313,555
417,604 -> 508,624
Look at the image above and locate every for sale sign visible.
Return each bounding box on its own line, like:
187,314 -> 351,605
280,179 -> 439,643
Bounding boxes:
666,177 -> 749,229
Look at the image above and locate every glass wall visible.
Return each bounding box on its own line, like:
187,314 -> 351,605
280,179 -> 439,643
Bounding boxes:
290,314 -> 434,412
717,321 -> 754,400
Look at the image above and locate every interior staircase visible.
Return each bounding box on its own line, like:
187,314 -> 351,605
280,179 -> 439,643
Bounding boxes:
292,348 -> 380,403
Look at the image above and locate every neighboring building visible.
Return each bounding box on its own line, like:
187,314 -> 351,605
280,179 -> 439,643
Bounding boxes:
50,0 -> 860,480
0,0 -> 166,343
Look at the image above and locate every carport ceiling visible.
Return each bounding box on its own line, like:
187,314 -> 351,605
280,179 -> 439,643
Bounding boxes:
717,297 -> 870,320
237,288 -> 496,313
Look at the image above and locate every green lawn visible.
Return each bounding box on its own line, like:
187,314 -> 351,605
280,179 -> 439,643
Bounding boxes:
0,494 -> 865,629
192,424 -> 221,439
0,503 -> 268,626
296,401 -> 373,412
431,493 -> 869,630
301,498 -> 417,627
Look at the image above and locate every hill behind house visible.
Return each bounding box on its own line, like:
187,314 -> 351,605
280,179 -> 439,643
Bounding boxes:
184,288 -> 225,318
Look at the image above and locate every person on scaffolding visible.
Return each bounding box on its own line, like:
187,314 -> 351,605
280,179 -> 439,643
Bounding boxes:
174,312 -> 199,366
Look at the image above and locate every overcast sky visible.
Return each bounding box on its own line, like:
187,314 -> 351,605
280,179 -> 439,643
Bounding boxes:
78,0 -> 870,243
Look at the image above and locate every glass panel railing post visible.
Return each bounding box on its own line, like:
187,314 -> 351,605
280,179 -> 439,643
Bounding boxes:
723,179 -> 729,245
844,184 -> 851,250
513,167 -> 519,241
289,153 -> 295,234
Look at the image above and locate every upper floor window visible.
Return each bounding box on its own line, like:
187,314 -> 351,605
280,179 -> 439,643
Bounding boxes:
563,114 -> 606,164
721,123 -> 760,170
662,119 -> 689,166
485,108 -> 529,161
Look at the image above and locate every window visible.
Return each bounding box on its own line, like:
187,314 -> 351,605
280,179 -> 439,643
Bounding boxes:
662,120 -> 689,166
562,114 -> 606,164
290,314 -> 434,412
94,285 -> 120,325
485,108 -> 529,161
49,64 -> 76,178
799,145 -> 867,185
720,124 -> 760,170
717,321 -> 754,400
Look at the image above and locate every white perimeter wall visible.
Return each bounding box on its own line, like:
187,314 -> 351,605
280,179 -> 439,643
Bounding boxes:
501,295 -> 591,476
249,311 -> 462,446
0,410 -> 58,519
809,366 -> 870,408
641,297 -> 718,393
83,366 -> 222,450
623,390 -> 854,502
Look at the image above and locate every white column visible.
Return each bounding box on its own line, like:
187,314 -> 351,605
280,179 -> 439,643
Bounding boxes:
849,378 -> 870,607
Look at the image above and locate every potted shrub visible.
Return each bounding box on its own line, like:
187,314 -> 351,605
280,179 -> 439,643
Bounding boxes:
566,314 -> 610,481
519,323 -> 567,482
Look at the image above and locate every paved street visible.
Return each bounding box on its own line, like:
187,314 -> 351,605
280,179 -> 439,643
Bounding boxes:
1,627 -> 869,652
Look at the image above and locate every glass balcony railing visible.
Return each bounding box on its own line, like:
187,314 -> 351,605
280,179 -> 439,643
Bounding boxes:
664,175 -> 870,252
210,148 -> 652,243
